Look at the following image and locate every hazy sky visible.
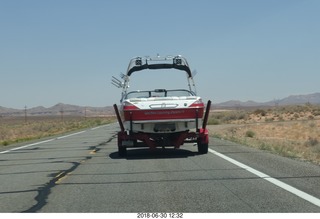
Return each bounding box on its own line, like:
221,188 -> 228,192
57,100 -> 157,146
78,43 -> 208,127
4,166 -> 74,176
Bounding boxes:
1,0 -> 319,109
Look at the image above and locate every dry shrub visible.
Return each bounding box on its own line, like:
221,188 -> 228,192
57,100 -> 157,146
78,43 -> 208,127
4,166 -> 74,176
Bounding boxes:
208,116 -> 320,164
0,116 -> 114,146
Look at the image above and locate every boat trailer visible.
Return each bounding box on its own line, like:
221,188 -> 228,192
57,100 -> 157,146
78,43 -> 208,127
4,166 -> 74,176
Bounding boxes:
113,100 -> 211,157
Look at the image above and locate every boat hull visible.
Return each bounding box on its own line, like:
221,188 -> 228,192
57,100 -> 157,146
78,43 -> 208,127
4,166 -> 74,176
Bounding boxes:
122,107 -> 204,133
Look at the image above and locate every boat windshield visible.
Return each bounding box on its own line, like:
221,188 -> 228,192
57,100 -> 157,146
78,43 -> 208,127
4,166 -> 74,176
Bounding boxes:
125,89 -> 195,99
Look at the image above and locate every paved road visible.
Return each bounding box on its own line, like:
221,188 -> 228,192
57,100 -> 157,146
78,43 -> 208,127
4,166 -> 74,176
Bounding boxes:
1,123 -> 320,213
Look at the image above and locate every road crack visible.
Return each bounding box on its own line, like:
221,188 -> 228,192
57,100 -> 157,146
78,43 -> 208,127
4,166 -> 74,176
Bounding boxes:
21,159 -> 89,212
22,134 -> 117,212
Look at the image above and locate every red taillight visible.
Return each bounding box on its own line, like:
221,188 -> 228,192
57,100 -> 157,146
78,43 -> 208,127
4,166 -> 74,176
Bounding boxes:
123,102 -> 139,110
189,99 -> 205,108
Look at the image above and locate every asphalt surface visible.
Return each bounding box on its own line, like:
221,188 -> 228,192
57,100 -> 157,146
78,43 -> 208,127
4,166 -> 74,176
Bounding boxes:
1,123 -> 320,213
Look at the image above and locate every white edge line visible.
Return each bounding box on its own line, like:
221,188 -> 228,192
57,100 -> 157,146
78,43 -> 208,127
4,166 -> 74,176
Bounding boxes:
91,124 -> 111,131
208,148 -> 320,208
1,124 -> 112,154
56,130 -> 86,139
1,139 -> 56,153
0,130 -> 87,154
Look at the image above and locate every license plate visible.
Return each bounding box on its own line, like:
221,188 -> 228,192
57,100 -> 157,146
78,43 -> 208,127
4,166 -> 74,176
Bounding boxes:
154,123 -> 176,132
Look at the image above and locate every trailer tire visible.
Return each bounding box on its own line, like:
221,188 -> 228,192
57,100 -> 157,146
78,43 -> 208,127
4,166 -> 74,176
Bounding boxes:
198,142 -> 208,154
118,146 -> 127,157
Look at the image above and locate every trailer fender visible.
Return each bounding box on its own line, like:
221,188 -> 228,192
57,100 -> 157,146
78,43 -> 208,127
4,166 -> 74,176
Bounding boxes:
198,128 -> 209,144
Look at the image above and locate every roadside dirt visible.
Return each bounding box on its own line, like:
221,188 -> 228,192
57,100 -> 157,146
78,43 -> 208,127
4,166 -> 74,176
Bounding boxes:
207,105 -> 320,165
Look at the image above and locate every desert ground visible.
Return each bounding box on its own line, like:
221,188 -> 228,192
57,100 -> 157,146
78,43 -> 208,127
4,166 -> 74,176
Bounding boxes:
0,115 -> 115,146
207,104 -> 320,165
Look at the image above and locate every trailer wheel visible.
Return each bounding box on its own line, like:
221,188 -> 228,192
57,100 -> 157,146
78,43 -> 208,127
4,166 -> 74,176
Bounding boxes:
198,143 -> 208,154
118,146 -> 127,157
117,132 -> 127,157
197,137 -> 208,154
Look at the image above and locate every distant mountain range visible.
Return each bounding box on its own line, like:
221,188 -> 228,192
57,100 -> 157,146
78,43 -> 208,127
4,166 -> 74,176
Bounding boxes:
215,92 -> 320,108
0,103 -> 114,117
1,93 -> 320,117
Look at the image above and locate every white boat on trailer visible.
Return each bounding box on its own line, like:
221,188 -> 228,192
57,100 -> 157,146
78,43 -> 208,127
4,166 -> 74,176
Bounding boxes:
112,55 -> 211,156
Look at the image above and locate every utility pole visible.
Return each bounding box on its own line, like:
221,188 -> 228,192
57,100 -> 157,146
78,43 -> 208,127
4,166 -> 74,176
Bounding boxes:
60,107 -> 64,122
24,105 -> 27,123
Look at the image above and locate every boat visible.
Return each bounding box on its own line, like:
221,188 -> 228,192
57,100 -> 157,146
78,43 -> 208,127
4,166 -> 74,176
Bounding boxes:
112,55 -> 211,156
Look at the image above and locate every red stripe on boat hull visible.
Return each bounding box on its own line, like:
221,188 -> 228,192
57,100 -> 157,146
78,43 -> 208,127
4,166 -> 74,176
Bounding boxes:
122,107 -> 204,121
